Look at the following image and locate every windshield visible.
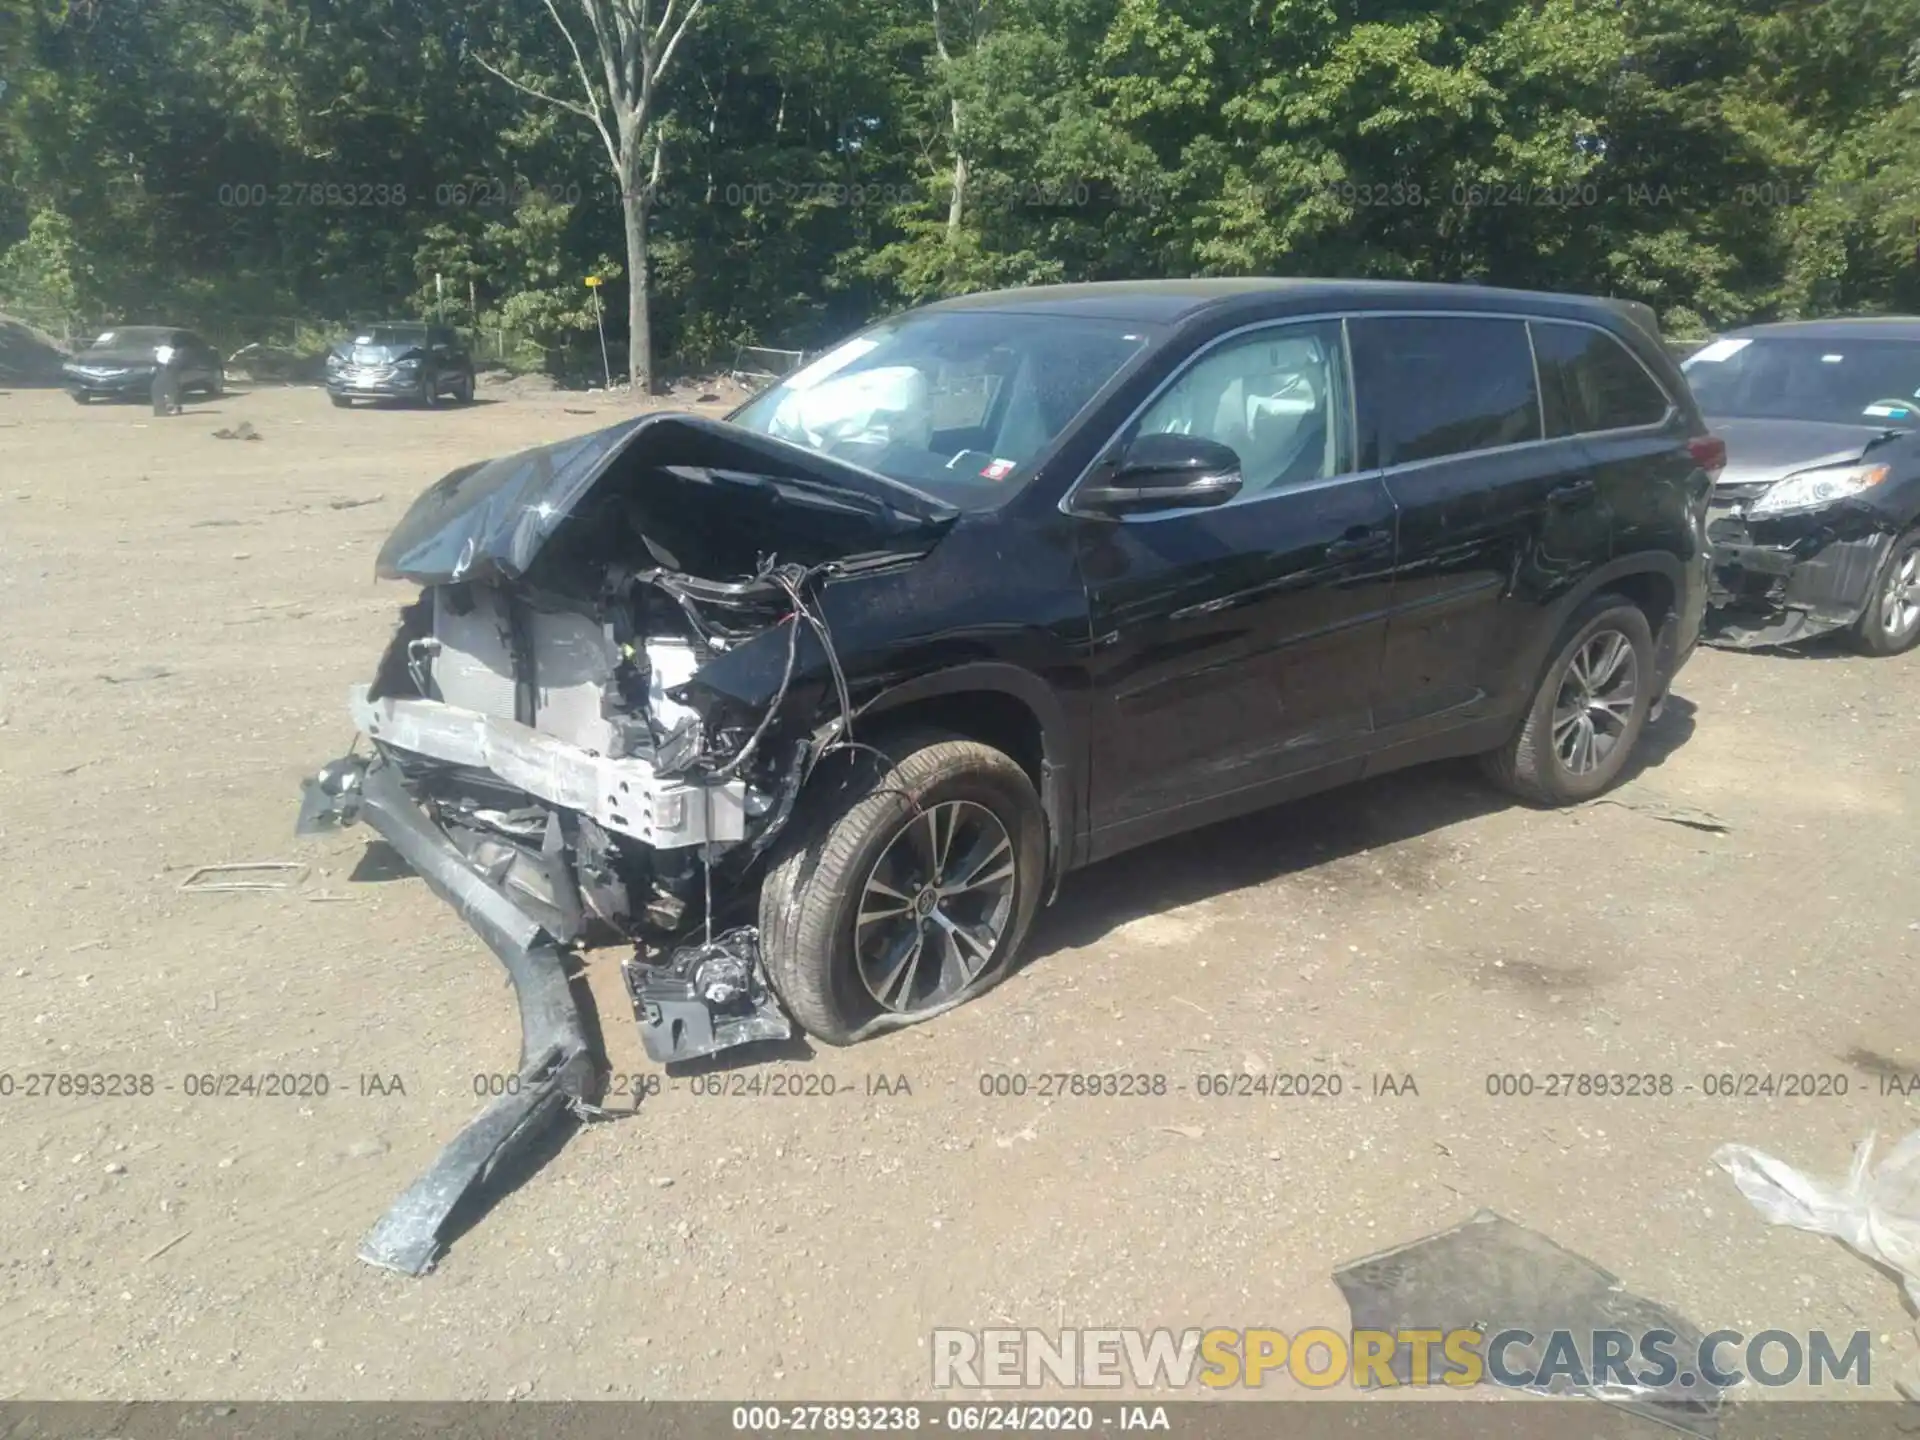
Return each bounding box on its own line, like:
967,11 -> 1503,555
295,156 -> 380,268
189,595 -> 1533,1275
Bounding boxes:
347,325 -> 430,351
1683,335 -> 1920,426
84,327 -> 173,354
728,310 -> 1151,507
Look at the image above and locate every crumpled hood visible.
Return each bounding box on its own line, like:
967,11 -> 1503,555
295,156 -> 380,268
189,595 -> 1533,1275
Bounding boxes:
1709,415 -> 1905,488
375,411 -> 960,585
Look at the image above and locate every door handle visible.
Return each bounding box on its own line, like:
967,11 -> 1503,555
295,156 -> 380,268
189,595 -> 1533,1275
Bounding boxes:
1325,527 -> 1391,562
1549,478 -> 1596,504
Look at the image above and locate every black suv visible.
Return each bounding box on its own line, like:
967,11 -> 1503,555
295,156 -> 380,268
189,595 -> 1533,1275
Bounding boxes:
324,322 -> 475,407
298,279 -> 1715,1272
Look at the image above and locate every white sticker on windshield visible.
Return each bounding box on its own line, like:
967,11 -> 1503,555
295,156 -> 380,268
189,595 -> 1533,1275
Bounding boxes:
1687,338 -> 1752,364
1822,353 -> 1845,363
94,332 -> 115,345
780,337 -> 882,393
354,335 -> 372,344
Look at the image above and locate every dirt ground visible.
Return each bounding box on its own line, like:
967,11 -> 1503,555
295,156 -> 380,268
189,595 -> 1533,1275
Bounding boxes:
2,382 -> 1917,1406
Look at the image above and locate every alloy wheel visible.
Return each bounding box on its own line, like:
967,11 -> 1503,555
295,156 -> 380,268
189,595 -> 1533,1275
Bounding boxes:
854,800 -> 1017,1014
1879,549 -> 1920,639
1551,628 -> 1639,776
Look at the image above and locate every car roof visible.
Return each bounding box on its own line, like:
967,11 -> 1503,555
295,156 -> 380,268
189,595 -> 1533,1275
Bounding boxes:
913,277 -> 1650,327
1720,316 -> 1920,342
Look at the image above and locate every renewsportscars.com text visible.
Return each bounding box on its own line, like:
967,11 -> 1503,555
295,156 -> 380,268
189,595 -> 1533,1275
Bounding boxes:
931,1326 -> 1872,1391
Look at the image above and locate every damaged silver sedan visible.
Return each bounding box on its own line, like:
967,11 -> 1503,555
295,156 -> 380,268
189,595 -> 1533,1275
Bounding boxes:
1684,321 -> 1920,653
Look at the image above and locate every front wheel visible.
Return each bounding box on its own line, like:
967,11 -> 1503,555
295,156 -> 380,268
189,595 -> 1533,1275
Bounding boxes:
329,393 -> 352,409
1849,530 -> 1920,656
759,732 -> 1046,1045
454,371 -> 475,404
1483,596 -> 1656,805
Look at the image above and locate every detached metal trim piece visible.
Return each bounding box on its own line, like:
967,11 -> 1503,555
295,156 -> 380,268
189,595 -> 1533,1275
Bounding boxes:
348,685 -> 746,848
307,756 -> 602,1276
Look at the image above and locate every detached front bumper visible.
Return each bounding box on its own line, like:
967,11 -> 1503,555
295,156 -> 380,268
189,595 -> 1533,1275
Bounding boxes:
1704,503 -> 1895,650
296,753 -> 601,1275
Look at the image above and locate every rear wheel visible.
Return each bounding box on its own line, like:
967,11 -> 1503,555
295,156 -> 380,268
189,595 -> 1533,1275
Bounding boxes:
1849,530 -> 1920,656
1483,595 -> 1655,805
759,732 -> 1045,1045
454,370 -> 475,404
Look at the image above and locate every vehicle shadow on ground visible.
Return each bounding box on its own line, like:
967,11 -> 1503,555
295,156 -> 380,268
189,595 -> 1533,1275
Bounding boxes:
1022,696 -> 1698,966
1705,632 -> 1859,662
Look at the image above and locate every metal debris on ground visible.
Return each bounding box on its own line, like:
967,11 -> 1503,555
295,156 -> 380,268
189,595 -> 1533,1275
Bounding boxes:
211,421 -> 261,441
1334,1210 -> 1723,1436
1715,1130 -> 1920,1306
178,862 -> 310,893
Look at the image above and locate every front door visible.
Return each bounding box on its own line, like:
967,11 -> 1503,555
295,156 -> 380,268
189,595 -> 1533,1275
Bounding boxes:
1073,318 -> 1400,856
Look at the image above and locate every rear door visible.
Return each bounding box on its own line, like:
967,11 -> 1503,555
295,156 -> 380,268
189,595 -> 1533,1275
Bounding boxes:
1531,317 -> 1691,561
1351,313 -> 1608,743
1074,317 -> 1400,852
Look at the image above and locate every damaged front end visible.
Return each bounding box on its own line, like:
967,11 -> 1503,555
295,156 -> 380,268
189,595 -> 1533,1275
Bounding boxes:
298,412 -> 955,1273
1704,482 -> 1897,649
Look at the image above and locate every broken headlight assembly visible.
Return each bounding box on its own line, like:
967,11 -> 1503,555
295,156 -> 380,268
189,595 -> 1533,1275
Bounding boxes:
1747,462 -> 1891,518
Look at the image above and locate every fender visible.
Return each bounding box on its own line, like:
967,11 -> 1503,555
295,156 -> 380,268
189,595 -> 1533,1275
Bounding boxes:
852,661 -> 1083,897
1508,549 -> 1699,706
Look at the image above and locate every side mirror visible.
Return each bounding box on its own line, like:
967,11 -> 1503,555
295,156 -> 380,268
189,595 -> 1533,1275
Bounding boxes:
1073,432 -> 1243,515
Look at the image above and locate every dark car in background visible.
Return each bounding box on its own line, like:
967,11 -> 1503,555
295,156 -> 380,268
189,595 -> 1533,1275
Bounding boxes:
62,326 -> 224,403
1683,318 -> 1920,653
294,277 -> 1716,1274
325,322 -> 475,408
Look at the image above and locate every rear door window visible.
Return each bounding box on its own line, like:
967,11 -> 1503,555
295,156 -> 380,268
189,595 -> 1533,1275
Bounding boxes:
1532,320 -> 1672,436
1349,316 -> 1542,467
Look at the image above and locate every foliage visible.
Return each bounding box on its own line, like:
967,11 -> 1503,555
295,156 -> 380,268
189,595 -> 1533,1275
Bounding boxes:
2,0 -> 1917,372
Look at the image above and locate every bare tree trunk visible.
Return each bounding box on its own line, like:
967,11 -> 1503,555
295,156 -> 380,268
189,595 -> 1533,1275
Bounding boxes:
624,189 -> 652,393
472,0 -> 708,396
931,0 -> 978,242
946,107 -> 968,238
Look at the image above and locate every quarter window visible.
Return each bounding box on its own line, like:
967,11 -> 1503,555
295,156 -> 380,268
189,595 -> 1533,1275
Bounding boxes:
1349,316 -> 1542,466
1532,320 -> 1671,436
1132,320 -> 1350,497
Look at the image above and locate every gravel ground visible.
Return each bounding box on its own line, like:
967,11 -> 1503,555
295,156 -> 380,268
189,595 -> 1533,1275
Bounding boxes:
0,383 -> 1915,1406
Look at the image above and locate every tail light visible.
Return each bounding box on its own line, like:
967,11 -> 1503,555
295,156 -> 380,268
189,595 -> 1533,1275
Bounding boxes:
1688,433 -> 1726,481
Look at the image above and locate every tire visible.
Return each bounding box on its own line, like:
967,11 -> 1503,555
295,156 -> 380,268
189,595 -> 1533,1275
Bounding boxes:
421,374 -> 442,409
329,393 -> 352,409
455,370 -> 475,404
207,369 -> 225,398
1848,530 -> 1920,656
70,390 -> 90,405
1482,595 -> 1656,806
758,730 -> 1046,1045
